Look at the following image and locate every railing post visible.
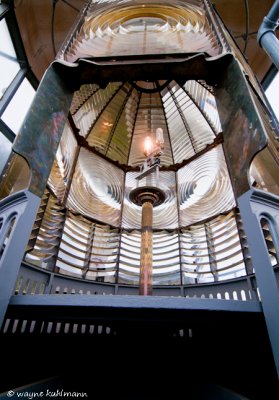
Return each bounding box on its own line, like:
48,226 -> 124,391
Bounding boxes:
0,191 -> 41,329
44,272 -> 55,294
238,189 -> 279,378
246,275 -> 258,301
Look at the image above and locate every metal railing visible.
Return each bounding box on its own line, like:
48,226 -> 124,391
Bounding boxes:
14,260 -> 267,301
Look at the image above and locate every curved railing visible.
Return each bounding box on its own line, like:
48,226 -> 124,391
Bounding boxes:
15,260 -> 274,301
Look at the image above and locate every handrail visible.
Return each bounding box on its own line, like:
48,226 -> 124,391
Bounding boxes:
15,260 -> 267,301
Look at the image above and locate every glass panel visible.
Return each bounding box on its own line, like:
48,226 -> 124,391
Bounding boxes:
128,87 -> 173,167
181,224 -> 211,284
72,79 -> 219,168
48,121 -> 78,201
2,78 -> 35,134
119,230 -> 180,285
62,0 -> 221,61
177,145 -> 235,226
86,83 -> 135,163
72,82 -> 122,137
265,72 -> 279,120
0,19 -> 20,99
25,193 -> 65,269
56,212 -> 119,282
67,149 -> 124,227
0,132 -> 12,174
247,81 -> 279,197
183,80 -> 222,134
118,230 -> 141,284
161,81 -> 216,163
181,211 -> 246,284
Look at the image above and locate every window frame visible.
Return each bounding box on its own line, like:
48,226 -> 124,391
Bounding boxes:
0,1 -> 38,143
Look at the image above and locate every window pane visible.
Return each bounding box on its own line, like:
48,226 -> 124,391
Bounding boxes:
0,132 -> 12,174
0,19 -> 20,98
2,78 -> 35,134
265,72 -> 279,121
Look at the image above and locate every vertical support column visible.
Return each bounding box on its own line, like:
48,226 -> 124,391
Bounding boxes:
115,228 -> 123,287
115,172 -> 127,286
139,201 -> 153,296
205,222 -> 218,282
0,63 -> 73,329
130,186 -> 165,296
175,172 -> 183,288
82,221 -> 95,279
238,189 -> 279,378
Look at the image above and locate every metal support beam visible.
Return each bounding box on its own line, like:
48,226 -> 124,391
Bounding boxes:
139,201 -> 153,296
12,64 -> 74,198
0,119 -> 15,142
0,3 -> 9,20
8,293 -> 262,314
238,189 -> 279,378
205,222 -> 219,282
82,218 -> 95,279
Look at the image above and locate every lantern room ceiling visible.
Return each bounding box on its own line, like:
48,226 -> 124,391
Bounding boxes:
14,0 -> 276,83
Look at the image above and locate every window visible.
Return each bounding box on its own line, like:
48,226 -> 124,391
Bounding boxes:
2,78 -> 35,134
0,18 -> 20,99
0,6 -> 38,177
0,132 -> 11,174
265,71 -> 279,121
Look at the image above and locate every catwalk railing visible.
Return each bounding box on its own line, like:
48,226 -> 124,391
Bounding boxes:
15,260 -> 265,300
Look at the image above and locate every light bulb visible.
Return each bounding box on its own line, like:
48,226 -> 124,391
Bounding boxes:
155,127 -> 164,145
144,136 -> 153,156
